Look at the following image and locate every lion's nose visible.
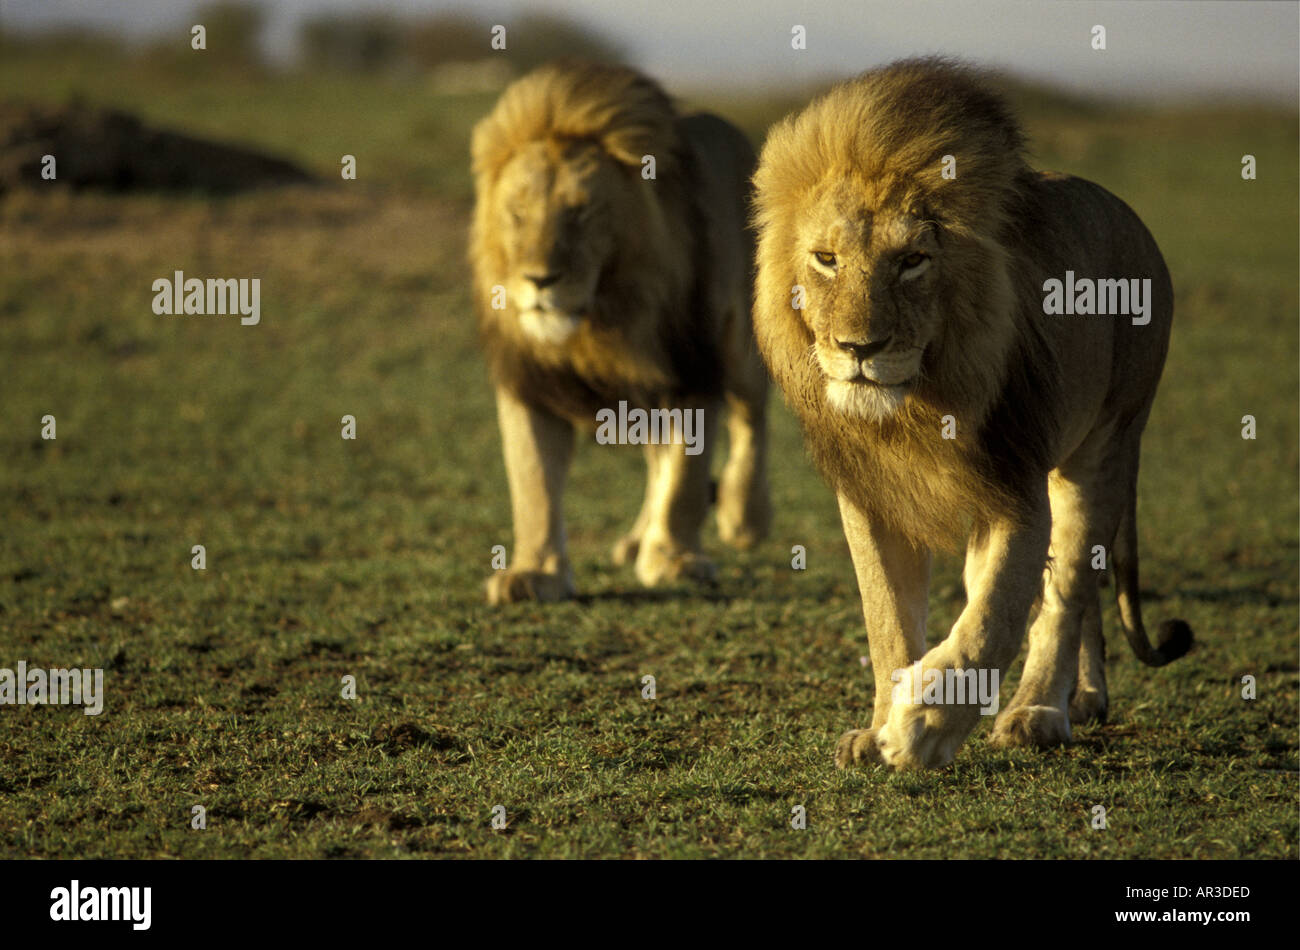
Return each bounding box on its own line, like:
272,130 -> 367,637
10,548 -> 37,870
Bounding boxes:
835,336 -> 890,360
525,271 -> 564,290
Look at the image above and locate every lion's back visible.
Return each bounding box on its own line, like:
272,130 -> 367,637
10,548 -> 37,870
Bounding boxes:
1012,170 -> 1174,418
677,113 -> 760,372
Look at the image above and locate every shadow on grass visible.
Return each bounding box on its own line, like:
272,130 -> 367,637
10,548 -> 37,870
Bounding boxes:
574,587 -> 729,606
1174,585 -> 1292,607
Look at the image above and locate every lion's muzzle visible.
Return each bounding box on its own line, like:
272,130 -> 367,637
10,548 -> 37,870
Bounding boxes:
519,308 -> 581,346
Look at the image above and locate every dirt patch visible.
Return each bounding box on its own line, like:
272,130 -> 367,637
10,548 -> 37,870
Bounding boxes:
0,101 -> 316,194
369,722 -> 458,752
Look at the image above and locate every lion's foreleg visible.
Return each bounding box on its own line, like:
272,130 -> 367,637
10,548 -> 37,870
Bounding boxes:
833,494 -> 931,768
484,386 -> 576,605
875,491 -> 1051,769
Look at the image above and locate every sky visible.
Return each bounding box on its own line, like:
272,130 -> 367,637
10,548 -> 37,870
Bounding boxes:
5,0 -> 1298,103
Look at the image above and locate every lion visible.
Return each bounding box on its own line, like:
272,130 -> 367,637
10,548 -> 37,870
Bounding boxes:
750,58 -> 1192,769
470,61 -> 771,604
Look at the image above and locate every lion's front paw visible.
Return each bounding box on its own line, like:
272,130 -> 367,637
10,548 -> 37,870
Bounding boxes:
990,705 -> 1072,748
634,546 -> 717,587
875,701 -> 970,770
873,658 -> 983,769
1068,687 -> 1108,725
834,728 -> 883,768
485,569 -> 574,605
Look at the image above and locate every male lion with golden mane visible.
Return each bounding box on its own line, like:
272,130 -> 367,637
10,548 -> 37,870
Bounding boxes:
470,61 -> 770,604
751,58 -> 1192,769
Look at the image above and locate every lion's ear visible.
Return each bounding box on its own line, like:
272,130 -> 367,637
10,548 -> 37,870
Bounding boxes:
601,130 -> 654,168
602,111 -> 678,170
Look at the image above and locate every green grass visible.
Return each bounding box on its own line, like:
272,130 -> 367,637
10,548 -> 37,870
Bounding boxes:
0,46 -> 1296,858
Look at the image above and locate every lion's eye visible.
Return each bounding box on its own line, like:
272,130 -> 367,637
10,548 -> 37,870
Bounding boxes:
813,251 -> 837,268
900,252 -> 928,270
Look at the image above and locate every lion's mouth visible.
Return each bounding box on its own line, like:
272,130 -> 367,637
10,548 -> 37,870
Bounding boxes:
520,309 -> 582,345
825,374 -> 917,421
844,374 -> 916,391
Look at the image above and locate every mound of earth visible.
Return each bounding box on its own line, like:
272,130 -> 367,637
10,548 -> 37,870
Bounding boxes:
0,101 -> 316,194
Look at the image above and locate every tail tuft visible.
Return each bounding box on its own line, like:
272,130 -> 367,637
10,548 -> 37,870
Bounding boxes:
1153,618 -> 1193,664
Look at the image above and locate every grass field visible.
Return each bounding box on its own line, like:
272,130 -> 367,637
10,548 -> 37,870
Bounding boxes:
1,44 -> 1297,859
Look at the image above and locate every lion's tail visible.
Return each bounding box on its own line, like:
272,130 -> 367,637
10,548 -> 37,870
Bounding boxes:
1111,494 -> 1193,667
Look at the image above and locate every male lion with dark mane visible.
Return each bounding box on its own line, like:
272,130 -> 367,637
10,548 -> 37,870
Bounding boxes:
751,58 -> 1192,769
471,61 -> 770,604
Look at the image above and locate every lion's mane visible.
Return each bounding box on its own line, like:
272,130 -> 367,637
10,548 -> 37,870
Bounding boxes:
752,58 -> 1062,549
469,61 -> 726,421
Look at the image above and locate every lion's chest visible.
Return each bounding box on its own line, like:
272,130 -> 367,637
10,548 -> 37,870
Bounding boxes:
506,327 -> 688,426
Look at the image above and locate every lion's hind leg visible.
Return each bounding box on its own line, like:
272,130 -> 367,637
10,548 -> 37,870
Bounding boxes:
716,385 -> 771,550
612,444 -> 657,567
1068,591 -> 1108,724
632,403 -> 719,587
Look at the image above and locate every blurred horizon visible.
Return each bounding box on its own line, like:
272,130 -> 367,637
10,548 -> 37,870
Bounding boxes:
4,0 -> 1297,106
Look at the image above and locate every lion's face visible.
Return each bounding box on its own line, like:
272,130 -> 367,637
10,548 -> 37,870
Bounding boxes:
494,139 -> 625,346
795,181 -> 944,421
